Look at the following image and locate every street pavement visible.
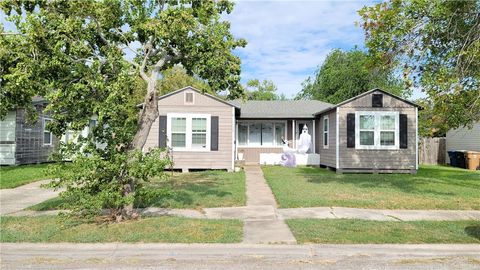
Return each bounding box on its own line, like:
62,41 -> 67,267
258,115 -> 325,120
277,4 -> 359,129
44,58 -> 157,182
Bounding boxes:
1,243 -> 479,270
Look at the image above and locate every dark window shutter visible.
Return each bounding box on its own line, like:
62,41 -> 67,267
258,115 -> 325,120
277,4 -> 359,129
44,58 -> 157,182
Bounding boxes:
159,115 -> 167,148
372,94 -> 383,107
400,114 -> 408,149
211,116 -> 219,151
347,113 -> 355,148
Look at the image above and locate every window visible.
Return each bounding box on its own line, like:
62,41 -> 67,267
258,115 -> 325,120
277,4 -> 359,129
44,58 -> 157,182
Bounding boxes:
191,118 -> 207,148
168,114 -> 210,150
359,115 -> 375,146
355,112 -> 399,149
171,117 -> 187,147
43,118 -> 52,146
323,116 -> 329,148
380,115 -> 395,146
237,122 -> 286,147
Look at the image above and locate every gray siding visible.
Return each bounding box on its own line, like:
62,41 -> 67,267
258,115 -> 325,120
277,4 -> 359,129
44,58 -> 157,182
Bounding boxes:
316,109 -> 336,168
143,88 -> 234,171
14,106 -> 58,165
337,90 -> 417,171
445,122 -> 480,163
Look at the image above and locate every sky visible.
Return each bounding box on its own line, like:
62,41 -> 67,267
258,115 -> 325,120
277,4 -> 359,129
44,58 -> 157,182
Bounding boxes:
226,0 -> 373,99
0,1 -> 425,99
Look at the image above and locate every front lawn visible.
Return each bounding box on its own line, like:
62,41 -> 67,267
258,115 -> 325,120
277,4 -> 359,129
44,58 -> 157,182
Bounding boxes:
0,164 -> 51,189
0,216 -> 243,243
262,165 -> 480,209
28,170 -> 246,211
287,219 -> 480,244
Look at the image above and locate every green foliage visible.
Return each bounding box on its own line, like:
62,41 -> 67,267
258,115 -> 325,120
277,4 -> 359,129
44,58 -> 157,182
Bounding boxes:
359,0 -> 480,129
416,98 -> 449,137
157,65 -> 212,95
48,148 -> 171,221
0,0 -> 246,220
296,48 -> 404,103
245,79 -> 285,100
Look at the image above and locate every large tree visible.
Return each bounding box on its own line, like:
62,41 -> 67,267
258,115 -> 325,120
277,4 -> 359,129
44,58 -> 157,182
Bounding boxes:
296,48 -> 403,103
245,79 -> 285,100
157,65 -> 212,96
359,0 -> 480,129
0,0 -> 245,220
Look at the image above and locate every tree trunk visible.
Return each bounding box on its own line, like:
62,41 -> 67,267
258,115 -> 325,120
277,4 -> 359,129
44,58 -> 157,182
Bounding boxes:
131,77 -> 159,151
121,72 -> 159,219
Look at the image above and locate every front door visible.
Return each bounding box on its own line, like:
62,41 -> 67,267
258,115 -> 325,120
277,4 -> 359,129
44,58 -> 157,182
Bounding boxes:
295,120 -> 313,153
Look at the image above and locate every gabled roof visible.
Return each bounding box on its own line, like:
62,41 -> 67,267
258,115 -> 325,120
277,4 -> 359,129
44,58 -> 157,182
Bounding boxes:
230,99 -> 333,119
314,88 -> 422,116
158,86 -> 240,108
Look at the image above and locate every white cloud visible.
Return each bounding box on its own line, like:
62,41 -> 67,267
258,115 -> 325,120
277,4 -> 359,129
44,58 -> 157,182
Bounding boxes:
225,0 -> 373,98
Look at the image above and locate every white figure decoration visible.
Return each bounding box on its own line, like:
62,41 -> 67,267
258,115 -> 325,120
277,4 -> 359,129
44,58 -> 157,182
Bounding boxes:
280,124 -> 311,167
297,124 -> 311,154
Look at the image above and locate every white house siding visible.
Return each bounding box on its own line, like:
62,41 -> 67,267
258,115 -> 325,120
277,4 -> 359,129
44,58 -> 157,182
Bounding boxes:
143,88 -> 234,171
0,111 -> 17,165
446,122 -> 480,164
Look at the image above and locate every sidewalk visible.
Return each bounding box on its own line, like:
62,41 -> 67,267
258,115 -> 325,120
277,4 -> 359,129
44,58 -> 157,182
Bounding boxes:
241,165 -> 297,244
0,180 -> 60,215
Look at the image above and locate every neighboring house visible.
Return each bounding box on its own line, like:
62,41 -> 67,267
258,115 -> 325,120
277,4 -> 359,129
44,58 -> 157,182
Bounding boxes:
315,89 -> 420,173
445,122 -> 480,164
143,87 -> 420,173
0,97 -> 58,165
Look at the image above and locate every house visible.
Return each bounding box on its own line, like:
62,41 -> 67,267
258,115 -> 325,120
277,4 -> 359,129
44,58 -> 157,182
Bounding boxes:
142,86 -> 420,173
445,122 -> 480,164
315,89 -> 420,173
0,98 -> 98,165
0,97 -> 58,165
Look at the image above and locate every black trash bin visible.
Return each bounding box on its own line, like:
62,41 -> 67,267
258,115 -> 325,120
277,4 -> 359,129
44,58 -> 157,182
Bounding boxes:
448,151 -> 458,167
455,151 -> 467,169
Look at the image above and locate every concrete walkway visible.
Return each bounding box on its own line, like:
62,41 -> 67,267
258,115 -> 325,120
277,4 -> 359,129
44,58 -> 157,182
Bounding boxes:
240,166 -> 296,244
0,180 -> 61,215
2,243 -> 480,270
277,207 -> 480,221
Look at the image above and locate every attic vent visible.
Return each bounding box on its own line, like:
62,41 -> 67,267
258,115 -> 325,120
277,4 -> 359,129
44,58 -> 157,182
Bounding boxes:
372,94 -> 383,107
185,92 -> 194,104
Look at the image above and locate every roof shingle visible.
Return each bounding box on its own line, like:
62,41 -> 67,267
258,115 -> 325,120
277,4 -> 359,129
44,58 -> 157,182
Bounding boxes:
230,100 -> 333,119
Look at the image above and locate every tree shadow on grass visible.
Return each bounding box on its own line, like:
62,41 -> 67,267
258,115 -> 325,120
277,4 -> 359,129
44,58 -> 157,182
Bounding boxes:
465,225 -> 480,241
141,172 -> 234,208
296,166 -> 470,197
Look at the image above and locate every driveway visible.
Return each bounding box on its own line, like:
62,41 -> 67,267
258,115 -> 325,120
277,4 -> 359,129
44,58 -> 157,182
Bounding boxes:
0,180 -> 60,215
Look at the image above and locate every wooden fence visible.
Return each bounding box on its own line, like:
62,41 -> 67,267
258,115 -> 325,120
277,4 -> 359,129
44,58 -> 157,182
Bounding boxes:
419,137 -> 446,165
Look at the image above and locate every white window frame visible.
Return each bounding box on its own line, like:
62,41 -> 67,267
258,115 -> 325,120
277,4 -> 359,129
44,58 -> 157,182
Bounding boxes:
355,111 -> 399,150
43,118 -> 53,146
167,113 -> 211,151
236,120 -> 287,148
323,116 -> 329,149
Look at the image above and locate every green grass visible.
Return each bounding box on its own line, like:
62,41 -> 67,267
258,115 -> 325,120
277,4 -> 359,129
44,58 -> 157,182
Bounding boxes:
0,216 -> 243,243
262,165 -> 480,209
0,164 -> 51,189
287,219 -> 480,244
28,170 -> 246,211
